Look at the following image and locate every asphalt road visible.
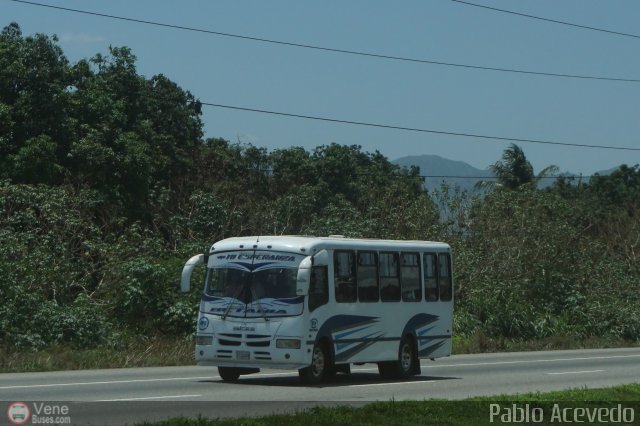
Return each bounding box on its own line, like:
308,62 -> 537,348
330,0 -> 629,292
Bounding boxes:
1,347 -> 639,424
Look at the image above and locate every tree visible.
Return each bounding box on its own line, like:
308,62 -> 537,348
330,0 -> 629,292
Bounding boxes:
491,144 -> 533,189
0,23 -> 74,184
477,144 -> 558,190
587,164 -> 640,217
66,46 -> 204,221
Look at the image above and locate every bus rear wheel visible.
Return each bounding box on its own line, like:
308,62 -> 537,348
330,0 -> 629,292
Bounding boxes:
378,336 -> 417,380
299,343 -> 329,384
218,367 -> 241,382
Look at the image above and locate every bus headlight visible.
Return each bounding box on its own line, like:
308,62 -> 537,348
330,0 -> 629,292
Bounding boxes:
196,335 -> 213,346
276,339 -> 301,349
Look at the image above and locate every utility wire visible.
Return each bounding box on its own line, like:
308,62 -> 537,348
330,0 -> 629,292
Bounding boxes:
416,175 -> 594,179
258,171 -> 606,180
8,0 -> 640,83
451,0 -> 640,40
48,76 -> 636,153
201,102 -> 640,152
243,168 -> 598,180
6,1 -> 637,153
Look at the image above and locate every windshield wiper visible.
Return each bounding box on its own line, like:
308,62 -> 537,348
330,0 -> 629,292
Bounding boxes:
248,282 -> 269,322
221,281 -> 245,321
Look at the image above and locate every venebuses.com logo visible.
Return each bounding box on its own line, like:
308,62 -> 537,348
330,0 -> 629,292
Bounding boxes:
7,402 -> 30,425
6,401 -> 72,424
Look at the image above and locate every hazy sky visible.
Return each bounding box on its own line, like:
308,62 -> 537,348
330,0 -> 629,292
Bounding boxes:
3,0 -> 639,175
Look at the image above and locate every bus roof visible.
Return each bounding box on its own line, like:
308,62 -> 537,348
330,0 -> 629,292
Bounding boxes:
209,236 -> 450,256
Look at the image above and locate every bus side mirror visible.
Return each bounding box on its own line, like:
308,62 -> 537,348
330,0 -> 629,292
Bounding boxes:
296,256 -> 313,296
181,254 -> 204,293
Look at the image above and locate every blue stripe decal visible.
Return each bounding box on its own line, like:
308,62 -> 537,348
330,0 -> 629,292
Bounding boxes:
201,294 -> 223,302
418,326 -> 436,336
335,332 -> 385,362
418,340 -> 446,357
336,331 -> 381,351
334,324 -> 374,340
270,296 -> 305,305
229,261 -> 275,271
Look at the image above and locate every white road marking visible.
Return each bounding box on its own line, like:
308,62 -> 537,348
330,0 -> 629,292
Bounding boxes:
0,353 -> 637,390
246,371 -> 299,378
95,394 -> 200,402
0,371 -> 309,390
419,353 -> 640,369
346,380 -> 436,388
546,370 -> 604,375
0,376 -> 215,390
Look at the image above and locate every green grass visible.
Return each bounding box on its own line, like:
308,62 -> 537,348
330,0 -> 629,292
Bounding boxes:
0,335 -> 195,373
452,331 -> 639,354
134,384 -> 640,426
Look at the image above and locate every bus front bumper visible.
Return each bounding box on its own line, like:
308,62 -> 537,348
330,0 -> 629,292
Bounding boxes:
195,343 -> 310,370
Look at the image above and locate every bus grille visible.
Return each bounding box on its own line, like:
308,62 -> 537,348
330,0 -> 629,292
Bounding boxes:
253,351 -> 272,360
217,333 -> 271,347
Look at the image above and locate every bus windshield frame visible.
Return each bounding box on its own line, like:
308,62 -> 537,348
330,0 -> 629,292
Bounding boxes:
202,250 -> 306,318
206,267 -> 298,300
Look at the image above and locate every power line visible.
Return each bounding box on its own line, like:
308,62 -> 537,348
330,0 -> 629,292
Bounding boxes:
16,64 -> 633,153
5,1 -> 637,154
417,175 -> 594,180
243,168 -> 599,180
365,174 -> 597,180
8,0 -> 640,83
451,0 -> 640,40
201,101 -> 640,152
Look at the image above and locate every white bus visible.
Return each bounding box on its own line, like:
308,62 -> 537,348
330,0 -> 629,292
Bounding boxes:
181,235 -> 453,383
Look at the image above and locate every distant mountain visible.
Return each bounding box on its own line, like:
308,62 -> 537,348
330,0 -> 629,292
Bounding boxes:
594,166 -> 621,176
537,167 -> 619,188
393,155 -> 622,193
392,155 -> 493,193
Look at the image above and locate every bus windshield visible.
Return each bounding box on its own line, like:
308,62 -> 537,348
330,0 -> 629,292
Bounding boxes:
206,267 -> 298,304
203,250 -> 306,318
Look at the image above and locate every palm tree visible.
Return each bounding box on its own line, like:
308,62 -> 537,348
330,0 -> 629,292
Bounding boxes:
476,144 -> 558,190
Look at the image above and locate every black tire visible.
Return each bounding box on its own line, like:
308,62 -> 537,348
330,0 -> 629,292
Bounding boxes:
377,336 -> 417,380
298,342 -> 329,384
335,363 -> 351,375
218,366 -> 241,382
377,361 -> 395,379
397,336 -> 417,379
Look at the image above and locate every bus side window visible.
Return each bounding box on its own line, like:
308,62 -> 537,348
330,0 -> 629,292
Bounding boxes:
424,253 -> 438,302
309,266 -> 328,312
334,250 -> 356,303
400,252 -> 421,302
438,253 -> 452,302
357,251 -> 379,302
379,252 -> 400,302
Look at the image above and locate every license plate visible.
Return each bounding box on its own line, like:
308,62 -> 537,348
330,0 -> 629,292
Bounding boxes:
236,351 -> 250,361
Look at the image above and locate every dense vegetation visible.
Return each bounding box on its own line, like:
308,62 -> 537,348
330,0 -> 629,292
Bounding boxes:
1,23 -> 638,356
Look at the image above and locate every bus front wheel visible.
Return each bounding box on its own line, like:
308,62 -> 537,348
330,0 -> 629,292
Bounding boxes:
218,367 -> 241,382
299,343 -> 329,384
